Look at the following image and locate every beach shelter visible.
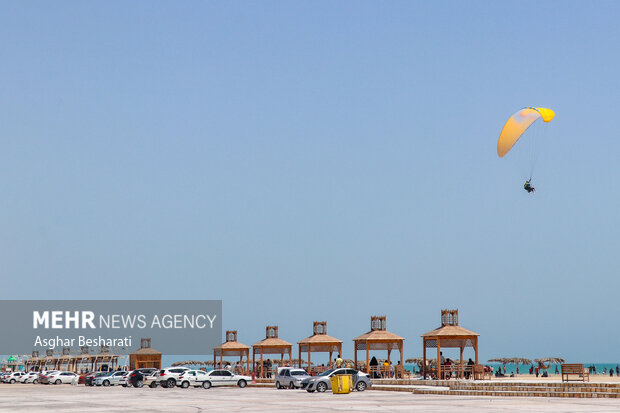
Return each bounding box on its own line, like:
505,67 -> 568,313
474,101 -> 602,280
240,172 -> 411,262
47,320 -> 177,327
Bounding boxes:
129,338 -> 162,370
353,316 -> 405,375
25,351 -> 41,372
252,326 -> 292,378
213,331 -> 250,373
421,309 -> 479,379
93,346 -> 119,372
298,322 -> 343,373
74,346 -> 95,373
57,348 -> 74,372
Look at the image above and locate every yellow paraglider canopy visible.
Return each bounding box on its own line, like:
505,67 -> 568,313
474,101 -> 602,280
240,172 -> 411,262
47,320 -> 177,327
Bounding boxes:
497,107 -> 555,157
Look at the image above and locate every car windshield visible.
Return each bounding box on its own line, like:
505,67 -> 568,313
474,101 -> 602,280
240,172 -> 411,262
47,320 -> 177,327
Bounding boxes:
291,371 -> 307,376
318,369 -> 335,376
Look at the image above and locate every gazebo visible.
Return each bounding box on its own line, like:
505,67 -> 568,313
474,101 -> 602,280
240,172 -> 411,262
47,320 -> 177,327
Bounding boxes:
353,316 -> 404,376
57,348 -> 74,372
252,326 -> 292,378
42,350 -> 56,371
92,346 -> 119,372
129,338 -> 162,370
421,309 -> 479,379
298,321 -> 342,374
25,351 -> 41,372
74,346 -> 94,373
213,330 -> 250,373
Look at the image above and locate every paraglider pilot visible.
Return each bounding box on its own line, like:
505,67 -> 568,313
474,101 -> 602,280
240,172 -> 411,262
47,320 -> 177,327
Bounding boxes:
524,180 -> 535,194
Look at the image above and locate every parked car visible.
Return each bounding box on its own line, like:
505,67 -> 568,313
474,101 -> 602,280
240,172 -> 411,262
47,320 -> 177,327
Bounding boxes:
143,371 -> 161,388
157,367 -> 190,388
84,372 -> 108,386
19,372 -> 39,383
36,371 -> 58,384
275,368 -> 310,389
46,371 -> 78,385
301,368 -> 371,393
3,372 -> 24,383
93,371 -> 128,387
123,368 -> 159,388
200,369 -> 251,389
175,370 -> 210,388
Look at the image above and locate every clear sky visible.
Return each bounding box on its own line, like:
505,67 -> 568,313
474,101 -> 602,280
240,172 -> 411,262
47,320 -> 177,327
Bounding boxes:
1,1 -> 619,363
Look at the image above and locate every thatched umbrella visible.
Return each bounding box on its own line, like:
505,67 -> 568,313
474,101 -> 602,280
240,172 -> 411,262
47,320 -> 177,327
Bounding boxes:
171,360 -> 205,367
505,357 -> 533,374
535,357 -> 564,370
488,358 -> 510,373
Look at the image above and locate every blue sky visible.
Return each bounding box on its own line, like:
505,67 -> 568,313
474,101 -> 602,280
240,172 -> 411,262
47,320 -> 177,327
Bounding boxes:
1,1 -> 619,363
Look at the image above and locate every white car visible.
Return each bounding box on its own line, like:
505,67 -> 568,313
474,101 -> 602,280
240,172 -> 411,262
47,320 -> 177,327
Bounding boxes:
93,371 -> 128,386
176,370 -> 210,388
46,371 -> 78,385
200,369 -> 251,389
157,367 -> 190,388
19,372 -> 39,383
3,372 -> 24,383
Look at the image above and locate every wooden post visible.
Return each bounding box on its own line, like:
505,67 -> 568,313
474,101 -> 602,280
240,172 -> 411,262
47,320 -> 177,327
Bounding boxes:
354,342 -> 357,371
437,338 -> 441,380
220,352 -> 223,369
423,338 -> 427,379
460,346 -> 464,379
474,336 -> 479,365
400,341 -> 404,374
308,345 -> 311,374
298,346 -> 302,370
366,341 -> 369,374
252,348 -> 256,376
260,347 -> 264,378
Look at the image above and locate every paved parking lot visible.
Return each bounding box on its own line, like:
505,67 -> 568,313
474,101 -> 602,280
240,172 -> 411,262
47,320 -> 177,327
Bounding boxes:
1,385 -> 620,412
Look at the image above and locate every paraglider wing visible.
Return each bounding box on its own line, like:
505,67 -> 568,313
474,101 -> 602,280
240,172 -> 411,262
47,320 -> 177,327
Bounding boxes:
497,107 -> 555,157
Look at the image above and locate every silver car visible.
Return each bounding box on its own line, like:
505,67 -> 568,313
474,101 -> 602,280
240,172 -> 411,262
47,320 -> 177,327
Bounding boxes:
93,371 -> 128,387
301,368 -> 371,393
275,368 -> 310,389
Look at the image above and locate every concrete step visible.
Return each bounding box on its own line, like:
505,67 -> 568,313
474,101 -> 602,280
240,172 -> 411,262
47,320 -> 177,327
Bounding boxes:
412,388 -> 620,399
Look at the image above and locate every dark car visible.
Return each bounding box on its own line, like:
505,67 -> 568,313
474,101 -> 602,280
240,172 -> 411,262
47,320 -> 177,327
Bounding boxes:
127,368 -> 158,388
84,371 -> 108,386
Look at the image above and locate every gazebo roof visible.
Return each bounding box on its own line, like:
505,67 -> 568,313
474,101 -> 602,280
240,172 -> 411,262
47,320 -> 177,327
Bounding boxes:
252,337 -> 292,348
214,341 -> 250,351
421,324 -> 479,338
353,330 -> 405,342
130,347 -> 162,355
298,334 -> 342,345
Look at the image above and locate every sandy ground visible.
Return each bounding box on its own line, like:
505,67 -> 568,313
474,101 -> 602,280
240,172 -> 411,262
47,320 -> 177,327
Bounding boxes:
1,385 -> 620,412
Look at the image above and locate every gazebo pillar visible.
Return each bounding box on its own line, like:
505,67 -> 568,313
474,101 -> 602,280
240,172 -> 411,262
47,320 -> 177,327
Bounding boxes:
365,341 -> 369,374
354,344 -> 358,370
474,336 -> 479,364
260,347 -> 264,378
307,345 -> 311,372
437,338 -> 442,380
422,338 -> 427,378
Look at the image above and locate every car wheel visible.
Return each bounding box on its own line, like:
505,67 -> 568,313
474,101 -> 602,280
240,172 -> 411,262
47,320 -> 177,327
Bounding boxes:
181,381 -> 189,388
122,383 -> 128,387
55,379 -> 62,385
202,381 -> 212,389
275,381 -> 281,389
316,382 -> 327,393
237,379 -> 247,388
149,382 -> 158,388
10,380 -> 15,384
33,379 -> 38,384
135,380 -> 144,388
167,378 -> 175,388
356,381 -> 367,391
103,380 -> 110,387
289,382 -> 295,390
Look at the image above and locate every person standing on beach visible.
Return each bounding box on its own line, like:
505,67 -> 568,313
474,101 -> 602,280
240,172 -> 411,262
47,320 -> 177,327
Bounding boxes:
335,355 -> 343,368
